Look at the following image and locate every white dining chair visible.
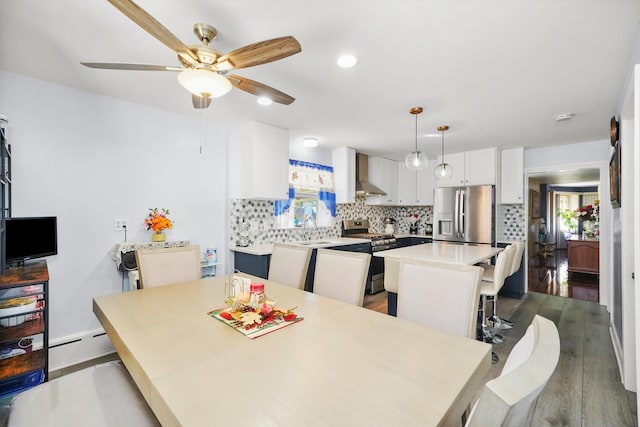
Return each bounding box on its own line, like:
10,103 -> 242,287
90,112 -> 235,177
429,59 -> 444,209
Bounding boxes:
484,241 -> 526,330
479,245 -> 514,345
465,315 -> 560,427
8,360 -> 160,427
135,245 -> 201,288
267,243 -> 313,290
313,248 -> 371,306
396,259 -> 484,339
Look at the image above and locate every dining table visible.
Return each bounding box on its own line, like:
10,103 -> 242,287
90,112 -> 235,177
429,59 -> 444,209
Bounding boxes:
93,274 -> 491,427
374,242 -> 504,315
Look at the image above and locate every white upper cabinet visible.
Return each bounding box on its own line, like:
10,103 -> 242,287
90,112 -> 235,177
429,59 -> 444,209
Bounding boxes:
228,121 -> 289,199
397,160 -> 436,205
365,156 -> 398,205
500,147 -> 524,204
436,147 -> 496,187
332,147 -> 356,204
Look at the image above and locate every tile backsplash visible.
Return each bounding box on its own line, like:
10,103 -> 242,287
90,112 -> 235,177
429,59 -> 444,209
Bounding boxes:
230,197 -> 432,246
230,198 -> 525,245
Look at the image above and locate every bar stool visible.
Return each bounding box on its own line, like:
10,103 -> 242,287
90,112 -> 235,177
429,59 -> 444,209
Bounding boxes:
478,245 -> 514,345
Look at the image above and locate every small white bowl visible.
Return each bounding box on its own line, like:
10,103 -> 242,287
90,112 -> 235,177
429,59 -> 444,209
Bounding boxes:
0,299 -> 37,327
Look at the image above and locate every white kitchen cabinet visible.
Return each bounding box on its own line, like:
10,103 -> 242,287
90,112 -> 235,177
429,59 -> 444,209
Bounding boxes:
332,147 -> 356,204
436,147 -> 496,187
365,156 -> 398,205
228,121 -> 290,199
500,147 -> 524,204
397,160 -> 436,205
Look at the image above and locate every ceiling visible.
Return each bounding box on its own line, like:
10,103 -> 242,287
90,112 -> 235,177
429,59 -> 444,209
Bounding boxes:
1,0 -> 640,163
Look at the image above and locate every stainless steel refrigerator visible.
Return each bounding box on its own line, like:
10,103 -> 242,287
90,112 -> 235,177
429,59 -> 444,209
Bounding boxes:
432,185 -> 495,245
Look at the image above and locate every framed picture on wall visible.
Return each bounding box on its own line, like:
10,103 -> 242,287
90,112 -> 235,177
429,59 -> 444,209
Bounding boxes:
529,189 -> 541,218
610,142 -> 621,208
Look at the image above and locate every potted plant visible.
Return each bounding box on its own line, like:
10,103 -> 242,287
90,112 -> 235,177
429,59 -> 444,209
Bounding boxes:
557,209 -> 577,238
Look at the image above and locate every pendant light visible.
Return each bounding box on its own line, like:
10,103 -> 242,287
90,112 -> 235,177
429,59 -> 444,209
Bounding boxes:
405,107 -> 428,170
434,125 -> 453,179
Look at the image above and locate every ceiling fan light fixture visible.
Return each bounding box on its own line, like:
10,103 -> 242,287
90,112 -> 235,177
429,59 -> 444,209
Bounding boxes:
177,69 -> 232,98
337,54 -> 358,68
434,125 -> 453,180
257,97 -> 273,106
405,107 -> 428,170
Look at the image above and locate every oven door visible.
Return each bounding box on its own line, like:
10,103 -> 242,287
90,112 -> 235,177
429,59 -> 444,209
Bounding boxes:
370,255 -> 385,294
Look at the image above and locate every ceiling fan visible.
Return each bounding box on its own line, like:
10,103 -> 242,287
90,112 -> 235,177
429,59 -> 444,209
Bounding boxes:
81,0 -> 302,109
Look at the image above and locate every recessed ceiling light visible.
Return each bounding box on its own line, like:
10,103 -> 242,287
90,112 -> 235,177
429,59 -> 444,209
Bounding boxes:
257,97 -> 273,106
337,54 -> 358,68
302,137 -> 318,147
555,113 -> 573,121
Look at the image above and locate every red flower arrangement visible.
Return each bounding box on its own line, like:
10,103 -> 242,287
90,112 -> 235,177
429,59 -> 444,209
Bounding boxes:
574,202 -> 599,222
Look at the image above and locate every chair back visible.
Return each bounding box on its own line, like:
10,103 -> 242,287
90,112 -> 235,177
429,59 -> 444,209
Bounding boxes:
135,245 -> 201,288
486,245 -> 514,294
268,243 -> 313,290
508,242 -> 525,277
383,257 -> 400,293
8,361 -> 160,426
466,315 -> 560,427
397,259 -> 483,339
313,249 -> 371,306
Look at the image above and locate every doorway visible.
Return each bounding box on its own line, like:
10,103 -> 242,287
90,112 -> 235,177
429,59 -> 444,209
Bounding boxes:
527,170 -> 601,302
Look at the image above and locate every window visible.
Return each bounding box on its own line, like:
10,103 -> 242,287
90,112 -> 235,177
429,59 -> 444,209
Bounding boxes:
274,160 -> 336,229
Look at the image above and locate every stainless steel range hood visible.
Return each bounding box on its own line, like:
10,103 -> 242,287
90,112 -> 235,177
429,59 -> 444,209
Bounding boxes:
355,153 -> 386,196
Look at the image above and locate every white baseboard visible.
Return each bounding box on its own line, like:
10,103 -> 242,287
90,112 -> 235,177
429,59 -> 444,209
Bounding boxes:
48,328 -> 115,372
610,324 -> 625,386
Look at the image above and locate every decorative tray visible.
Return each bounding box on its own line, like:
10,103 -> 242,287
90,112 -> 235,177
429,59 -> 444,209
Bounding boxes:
208,305 -> 302,339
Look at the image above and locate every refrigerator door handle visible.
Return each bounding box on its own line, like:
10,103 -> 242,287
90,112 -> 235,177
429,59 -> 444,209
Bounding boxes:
454,189 -> 460,237
459,189 -> 465,238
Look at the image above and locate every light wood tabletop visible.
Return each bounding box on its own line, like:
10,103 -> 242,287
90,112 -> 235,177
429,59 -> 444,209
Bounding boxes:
93,275 -> 491,426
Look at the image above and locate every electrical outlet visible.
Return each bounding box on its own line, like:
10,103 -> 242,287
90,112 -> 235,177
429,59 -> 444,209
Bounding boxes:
114,218 -> 128,231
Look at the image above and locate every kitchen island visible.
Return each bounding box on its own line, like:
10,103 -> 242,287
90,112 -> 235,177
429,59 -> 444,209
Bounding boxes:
374,242 -> 503,315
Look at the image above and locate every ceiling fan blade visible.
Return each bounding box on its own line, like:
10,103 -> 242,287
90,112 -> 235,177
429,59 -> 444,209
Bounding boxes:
216,36 -> 301,70
107,0 -> 199,64
192,94 -> 212,109
228,74 -> 295,105
81,62 -> 182,71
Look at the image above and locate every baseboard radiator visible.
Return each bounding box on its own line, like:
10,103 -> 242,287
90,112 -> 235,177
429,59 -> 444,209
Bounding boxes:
48,328 -> 115,372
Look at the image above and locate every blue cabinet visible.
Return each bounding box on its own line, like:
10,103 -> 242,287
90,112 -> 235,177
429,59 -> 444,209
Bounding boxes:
233,252 -> 270,279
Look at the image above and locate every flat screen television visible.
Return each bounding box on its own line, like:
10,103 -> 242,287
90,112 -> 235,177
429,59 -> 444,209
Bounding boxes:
3,216 -> 57,268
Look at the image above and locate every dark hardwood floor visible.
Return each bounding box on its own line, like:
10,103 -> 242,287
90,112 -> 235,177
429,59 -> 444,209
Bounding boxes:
528,247 -> 599,302
364,287 -> 638,426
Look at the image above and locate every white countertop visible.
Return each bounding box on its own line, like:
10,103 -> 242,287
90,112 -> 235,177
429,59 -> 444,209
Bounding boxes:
374,241 -> 503,266
230,237 -> 372,256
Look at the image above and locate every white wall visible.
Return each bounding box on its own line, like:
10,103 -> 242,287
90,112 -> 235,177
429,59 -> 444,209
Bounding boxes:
0,71 -> 228,342
525,139 -> 611,168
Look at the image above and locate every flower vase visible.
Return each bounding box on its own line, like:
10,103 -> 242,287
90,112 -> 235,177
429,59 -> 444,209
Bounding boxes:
152,232 -> 166,242
582,220 -> 595,238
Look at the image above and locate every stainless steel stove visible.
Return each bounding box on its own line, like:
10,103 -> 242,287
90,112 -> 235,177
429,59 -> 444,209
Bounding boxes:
341,219 -> 397,251
341,219 -> 397,294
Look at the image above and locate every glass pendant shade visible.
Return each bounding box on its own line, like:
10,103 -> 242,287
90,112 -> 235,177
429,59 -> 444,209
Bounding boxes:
405,151 -> 428,170
434,163 -> 453,179
434,125 -> 453,180
405,107 -> 427,170
177,69 -> 232,98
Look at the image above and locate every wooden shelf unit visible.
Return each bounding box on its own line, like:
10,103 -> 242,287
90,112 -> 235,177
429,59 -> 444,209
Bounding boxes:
0,261 -> 49,396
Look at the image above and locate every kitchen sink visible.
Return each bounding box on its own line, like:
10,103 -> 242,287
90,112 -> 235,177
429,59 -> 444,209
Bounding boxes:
298,241 -> 336,246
